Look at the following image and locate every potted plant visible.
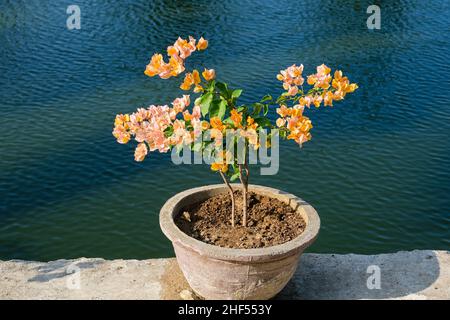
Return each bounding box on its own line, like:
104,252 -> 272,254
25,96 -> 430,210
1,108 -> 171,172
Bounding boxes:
113,36 -> 358,300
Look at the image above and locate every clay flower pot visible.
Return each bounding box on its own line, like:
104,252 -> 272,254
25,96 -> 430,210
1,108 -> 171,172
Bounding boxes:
160,184 -> 320,300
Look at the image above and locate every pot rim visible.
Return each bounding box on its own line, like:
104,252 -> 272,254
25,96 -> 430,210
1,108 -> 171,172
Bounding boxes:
159,184 -> 320,262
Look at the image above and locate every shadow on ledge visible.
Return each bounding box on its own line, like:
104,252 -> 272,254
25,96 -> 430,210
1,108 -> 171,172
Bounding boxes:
277,250 -> 444,300
28,259 -> 104,283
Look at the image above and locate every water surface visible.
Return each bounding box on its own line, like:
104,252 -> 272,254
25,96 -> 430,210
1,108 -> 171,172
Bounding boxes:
0,0 -> 449,261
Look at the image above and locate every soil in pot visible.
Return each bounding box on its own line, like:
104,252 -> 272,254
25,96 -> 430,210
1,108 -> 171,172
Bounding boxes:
175,191 -> 306,249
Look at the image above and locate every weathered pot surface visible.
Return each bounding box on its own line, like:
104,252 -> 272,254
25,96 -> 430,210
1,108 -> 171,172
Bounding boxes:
160,184 -> 320,300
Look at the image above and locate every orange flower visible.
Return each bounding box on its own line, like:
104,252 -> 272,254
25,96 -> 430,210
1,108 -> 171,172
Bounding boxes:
193,69 -> 201,83
180,69 -> 202,91
196,37 -> 208,50
193,70 -> 203,92
230,109 -> 243,128
276,105 -> 291,117
144,54 -> 165,77
201,120 -> 210,130
159,55 -> 185,79
286,115 -> 313,146
193,85 -> 203,93
307,64 -> 332,89
312,95 -> 323,108
331,70 -> 358,99
246,116 -> 258,130
211,162 -> 228,173
211,150 -> 231,172
202,68 -> 216,81
167,46 -> 178,57
114,114 -> 130,126
299,94 -> 322,108
180,73 -> 194,90
291,105 -> 305,117
323,91 -> 334,106
210,117 -> 224,131
348,83 -> 358,92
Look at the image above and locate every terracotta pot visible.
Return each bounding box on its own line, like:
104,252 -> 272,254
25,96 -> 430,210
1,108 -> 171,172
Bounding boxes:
160,184 -> 320,300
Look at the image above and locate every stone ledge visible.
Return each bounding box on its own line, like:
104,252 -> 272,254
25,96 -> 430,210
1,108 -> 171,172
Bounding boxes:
0,250 -> 448,300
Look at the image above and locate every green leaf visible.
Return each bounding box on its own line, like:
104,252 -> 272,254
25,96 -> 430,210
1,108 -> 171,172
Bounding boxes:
206,80 -> 216,92
218,100 -> 227,119
230,172 -> 240,182
231,89 -> 243,99
223,117 -> 234,126
263,104 -> 269,116
276,94 -> 291,104
253,117 -> 272,128
261,94 -> 272,103
216,82 -> 229,98
237,105 -> 247,113
209,99 -> 227,119
200,92 -> 213,117
164,126 -> 174,138
252,103 -> 264,116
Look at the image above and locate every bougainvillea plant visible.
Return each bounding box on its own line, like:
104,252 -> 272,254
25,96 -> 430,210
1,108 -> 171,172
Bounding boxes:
113,36 -> 358,227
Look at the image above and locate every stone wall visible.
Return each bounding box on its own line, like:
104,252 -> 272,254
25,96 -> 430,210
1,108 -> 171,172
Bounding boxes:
0,250 -> 448,300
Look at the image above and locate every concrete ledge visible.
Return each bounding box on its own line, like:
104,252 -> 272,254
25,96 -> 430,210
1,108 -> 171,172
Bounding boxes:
0,250 -> 448,300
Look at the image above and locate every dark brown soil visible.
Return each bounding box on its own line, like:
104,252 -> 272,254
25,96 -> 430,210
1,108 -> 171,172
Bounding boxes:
175,191 -> 306,249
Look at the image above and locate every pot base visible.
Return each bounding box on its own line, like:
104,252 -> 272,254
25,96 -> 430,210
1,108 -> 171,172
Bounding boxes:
160,184 -> 320,300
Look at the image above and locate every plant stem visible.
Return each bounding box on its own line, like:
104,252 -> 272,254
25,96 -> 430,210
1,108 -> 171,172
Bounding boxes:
238,164 -> 248,227
219,171 -> 235,227
244,162 -> 250,186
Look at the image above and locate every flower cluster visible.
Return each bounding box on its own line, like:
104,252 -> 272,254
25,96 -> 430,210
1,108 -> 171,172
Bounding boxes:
144,36 -> 208,79
275,64 -> 358,146
180,68 -> 215,92
113,95 -> 201,162
307,64 -> 332,89
115,36 -> 358,175
276,105 -> 312,145
113,36 -> 360,229
277,64 -> 305,96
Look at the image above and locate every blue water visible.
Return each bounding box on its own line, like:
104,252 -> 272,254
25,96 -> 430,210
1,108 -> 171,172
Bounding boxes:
0,0 -> 449,261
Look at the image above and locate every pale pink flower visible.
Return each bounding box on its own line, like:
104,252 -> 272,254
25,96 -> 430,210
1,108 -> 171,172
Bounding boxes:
240,129 -> 259,149
287,85 -> 299,96
112,125 -> 130,144
172,95 -> 190,114
134,143 -> 148,162
134,108 -> 149,121
276,118 -> 286,127
192,118 -> 202,138
191,105 -> 201,120
277,64 -> 304,95
174,36 -> 197,60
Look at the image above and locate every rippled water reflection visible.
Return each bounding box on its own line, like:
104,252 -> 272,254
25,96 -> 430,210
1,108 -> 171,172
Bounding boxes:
0,0 -> 449,261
